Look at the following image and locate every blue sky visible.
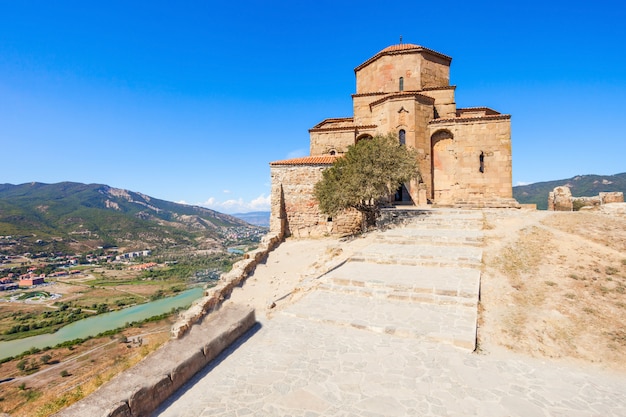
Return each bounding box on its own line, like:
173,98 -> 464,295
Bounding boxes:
1,1 -> 625,213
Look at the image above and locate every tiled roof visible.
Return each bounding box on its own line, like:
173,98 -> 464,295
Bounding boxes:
353,86 -> 455,98
429,114 -> 511,124
456,107 -> 501,116
270,155 -> 340,166
369,92 -> 434,109
311,117 -> 355,129
355,44 -> 452,72
309,124 -> 377,133
380,43 -> 421,53
422,85 -> 457,92
352,92 -> 388,98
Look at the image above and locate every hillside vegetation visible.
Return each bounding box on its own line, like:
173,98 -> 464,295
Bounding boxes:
513,172 -> 626,209
0,182 -> 262,254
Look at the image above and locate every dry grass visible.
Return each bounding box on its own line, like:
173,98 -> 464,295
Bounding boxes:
0,318 -> 173,416
480,210 -> 626,370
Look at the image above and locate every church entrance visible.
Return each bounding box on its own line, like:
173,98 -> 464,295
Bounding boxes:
431,130 -> 455,203
394,184 -> 410,203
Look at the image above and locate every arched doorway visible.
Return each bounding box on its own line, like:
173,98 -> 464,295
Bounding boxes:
431,129 -> 455,203
394,129 -> 409,202
355,133 -> 373,144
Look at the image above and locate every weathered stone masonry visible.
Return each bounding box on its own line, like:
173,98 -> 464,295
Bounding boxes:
270,159 -> 361,238
548,185 -> 624,211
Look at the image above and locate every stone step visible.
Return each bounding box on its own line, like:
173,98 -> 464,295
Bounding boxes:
317,283 -> 478,307
281,290 -> 477,351
402,218 -> 484,230
374,228 -> 483,246
322,262 -> 480,301
352,243 -> 483,268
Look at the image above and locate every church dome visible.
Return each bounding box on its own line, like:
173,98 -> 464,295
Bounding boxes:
380,43 -> 421,53
355,43 -> 451,72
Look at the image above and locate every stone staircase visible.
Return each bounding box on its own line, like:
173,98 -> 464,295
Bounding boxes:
282,209 -> 484,351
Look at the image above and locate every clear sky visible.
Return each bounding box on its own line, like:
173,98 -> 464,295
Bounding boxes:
1,1 -> 625,213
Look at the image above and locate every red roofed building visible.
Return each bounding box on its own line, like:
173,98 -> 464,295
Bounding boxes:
270,42 -> 518,237
19,276 -> 45,286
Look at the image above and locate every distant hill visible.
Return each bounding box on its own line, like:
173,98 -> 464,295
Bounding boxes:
513,173 -> 626,210
231,211 -> 270,227
0,182 -> 262,255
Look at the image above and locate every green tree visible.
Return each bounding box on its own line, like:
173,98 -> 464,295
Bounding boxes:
314,133 -> 420,230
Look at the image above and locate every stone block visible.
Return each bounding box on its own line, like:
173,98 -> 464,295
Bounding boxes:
170,349 -> 207,392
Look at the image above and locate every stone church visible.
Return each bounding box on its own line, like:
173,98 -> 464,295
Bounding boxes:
270,42 -> 518,237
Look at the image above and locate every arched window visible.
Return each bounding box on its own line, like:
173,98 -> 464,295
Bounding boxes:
329,149 -> 336,156
399,77 -> 404,92
356,134 -> 373,143
479,151 -> 485,173
399,129 -> 406,145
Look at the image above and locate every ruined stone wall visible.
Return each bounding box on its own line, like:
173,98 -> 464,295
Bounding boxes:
171,232 -> 282,338
548,187 -> 624,211
548,186 -> 573,211
270,165 -> 362,237
428,117 -> 514,205
600,192 -> 625,204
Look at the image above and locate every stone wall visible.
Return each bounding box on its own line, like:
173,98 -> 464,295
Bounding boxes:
310,129 -> 355,156
171,232 -> 282,338
270,164 -> 362,237
600,192 -> 625,204
420,86 -> 457,118
428,116 -> 515,206
355,50 -> 450,93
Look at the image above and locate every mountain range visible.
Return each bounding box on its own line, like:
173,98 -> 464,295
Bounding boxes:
0,182 -> 262,255
513,172 -> 626,210
231,211 -> 270,227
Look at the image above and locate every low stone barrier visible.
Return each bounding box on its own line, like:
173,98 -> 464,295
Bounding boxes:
55,303 -> 256,417
171,232 -> 282,338
548,186 -> 624,211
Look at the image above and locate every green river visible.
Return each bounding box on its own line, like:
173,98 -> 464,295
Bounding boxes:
0,286 -> 204,360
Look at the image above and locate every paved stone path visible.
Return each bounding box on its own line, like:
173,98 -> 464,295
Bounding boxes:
154,209 -> 626,417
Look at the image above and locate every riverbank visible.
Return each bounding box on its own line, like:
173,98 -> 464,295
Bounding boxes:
0,287 -> 203,361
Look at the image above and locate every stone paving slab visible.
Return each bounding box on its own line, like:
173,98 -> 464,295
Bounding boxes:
281,290 -> 478,350
321,262 -> 481,301
154,315 -> 626,417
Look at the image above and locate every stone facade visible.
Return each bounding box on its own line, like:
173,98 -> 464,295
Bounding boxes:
270,159 -> 361,237
270,43 -> 518,237
548,186 -> 624,211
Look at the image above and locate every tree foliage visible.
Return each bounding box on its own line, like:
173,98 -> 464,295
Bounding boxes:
314,134 -> 420,229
